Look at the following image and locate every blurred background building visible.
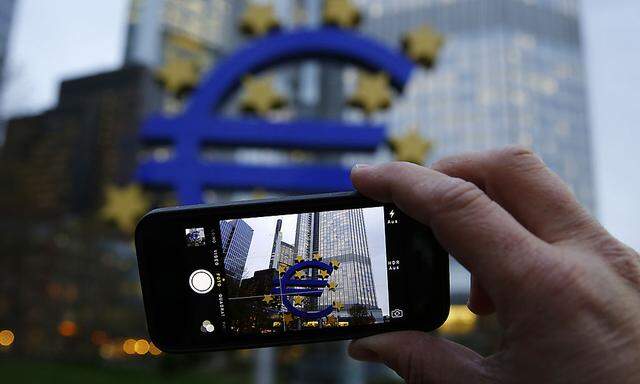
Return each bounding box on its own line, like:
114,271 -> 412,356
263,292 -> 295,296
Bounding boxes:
353,0 -> 594,211
0,0 -> 16,134
0,0 -> 606,383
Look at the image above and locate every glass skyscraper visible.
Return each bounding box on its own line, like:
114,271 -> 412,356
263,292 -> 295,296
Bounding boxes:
317,209 -> 379,316
294,209 -> 380,318
219,219 -> 254,282
337,0 -> 593,305
124,0 -> 241,67
349,0 -> 594,212
269,218 -> 295,268
124,0 -> 246,116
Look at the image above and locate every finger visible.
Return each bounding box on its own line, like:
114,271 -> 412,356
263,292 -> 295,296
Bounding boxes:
351,162 -> 548,303
468,276 -> 495,316
431,146 -> 603,245
349,332 -> 487,383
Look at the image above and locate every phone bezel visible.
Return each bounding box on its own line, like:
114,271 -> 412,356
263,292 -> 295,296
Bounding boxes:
135,192 -> 450,353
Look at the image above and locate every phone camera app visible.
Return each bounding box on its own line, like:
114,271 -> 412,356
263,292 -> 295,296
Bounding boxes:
185,227 -> 206,247
217,207 -> 391,335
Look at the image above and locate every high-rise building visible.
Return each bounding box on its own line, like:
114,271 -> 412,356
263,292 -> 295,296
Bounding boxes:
351,0 -> 593,212
124,0 -> 245,115
0,0 -> 16,137
125,0 -> 241,67
0,65 -> 158,217
294,209 -> 381,318
269,219 -> 296,268
338,0 -> 594,307
220,219 -> 254,281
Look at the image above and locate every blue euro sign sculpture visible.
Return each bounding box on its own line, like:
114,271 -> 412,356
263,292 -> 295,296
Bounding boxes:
272,260 -> 334,319
136,27 -> 417,204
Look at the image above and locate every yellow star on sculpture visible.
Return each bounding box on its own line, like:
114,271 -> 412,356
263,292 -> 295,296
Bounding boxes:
293,295 -> 305,306
262,294 -> 275,304
294,270 -> 306,279
330,260 -> 341,269
251,189 -> 268,199
239,3 -> 280,36
295,255 -> 305,263
318,270 -> 330,279
328,281 -> 338,291
101,184 -> 150,234
277,264 -> 287,275
240,75 -> 286,116
348,71 -> 392,115
390,130 -> 433,165
333,301 -> 344,311
156,58 -> 200,95
312,252 -> 322,261
402,25 -> 444,68
323,0 -> 360,28
283,313 -> 294,324
326,314 -> 338,326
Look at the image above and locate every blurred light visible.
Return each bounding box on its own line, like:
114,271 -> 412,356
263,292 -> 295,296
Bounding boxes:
64,285 -> 79,302
149,342 -> 162,356
0,330 -> 14,347
47,282 -> 63,298
99,343 -> 118,359
302,321 -> 318,328
58,320 -> 77,337
134,339 -> 150,355
91,330 -> 108,345
439,305 -> 477,335
123,339 -> 136,355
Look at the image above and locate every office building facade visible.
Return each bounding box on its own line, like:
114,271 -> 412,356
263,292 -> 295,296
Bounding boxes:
350,0 -> 594,211
317,209 -> 379,316
294,210 -> 380,317
220,219 -> 254,281
269,219 -> 296,268
0,65 -> 158,217
125,0 -> 240,67
124,0 -> 245,115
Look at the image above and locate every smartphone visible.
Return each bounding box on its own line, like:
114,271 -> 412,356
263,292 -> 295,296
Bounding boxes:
135,192 -> 449,353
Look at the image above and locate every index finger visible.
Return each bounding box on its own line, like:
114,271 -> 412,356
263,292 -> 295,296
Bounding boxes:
351,162 -> 549,303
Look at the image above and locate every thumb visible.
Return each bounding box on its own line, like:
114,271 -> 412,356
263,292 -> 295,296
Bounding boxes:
348,331 -> 487,383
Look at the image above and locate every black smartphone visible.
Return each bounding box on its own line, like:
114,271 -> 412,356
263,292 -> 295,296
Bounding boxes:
135,192 -> 449,353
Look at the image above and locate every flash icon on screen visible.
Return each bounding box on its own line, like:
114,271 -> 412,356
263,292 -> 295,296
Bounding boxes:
387,210 -> 398,224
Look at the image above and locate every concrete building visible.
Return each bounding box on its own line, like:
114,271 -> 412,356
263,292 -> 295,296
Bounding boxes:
0,65 -> 158,217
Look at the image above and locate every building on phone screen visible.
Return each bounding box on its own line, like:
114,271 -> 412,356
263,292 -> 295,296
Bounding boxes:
269,219 -> 296,268
295,209 -> 382,322
219,219 -> 254,283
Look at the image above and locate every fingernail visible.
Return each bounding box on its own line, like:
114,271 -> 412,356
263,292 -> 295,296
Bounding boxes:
348,339 -> 380,362
351,163 -> 370,172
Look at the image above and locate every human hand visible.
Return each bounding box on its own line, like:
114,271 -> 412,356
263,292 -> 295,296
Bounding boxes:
348,147 -> 640,383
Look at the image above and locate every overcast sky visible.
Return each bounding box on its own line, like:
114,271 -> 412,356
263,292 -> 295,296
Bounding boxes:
0,0 -> 638,251
238,207 -> 389,315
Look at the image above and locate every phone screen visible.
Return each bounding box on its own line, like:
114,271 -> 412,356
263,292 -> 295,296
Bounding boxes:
182,206 -> 408,337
